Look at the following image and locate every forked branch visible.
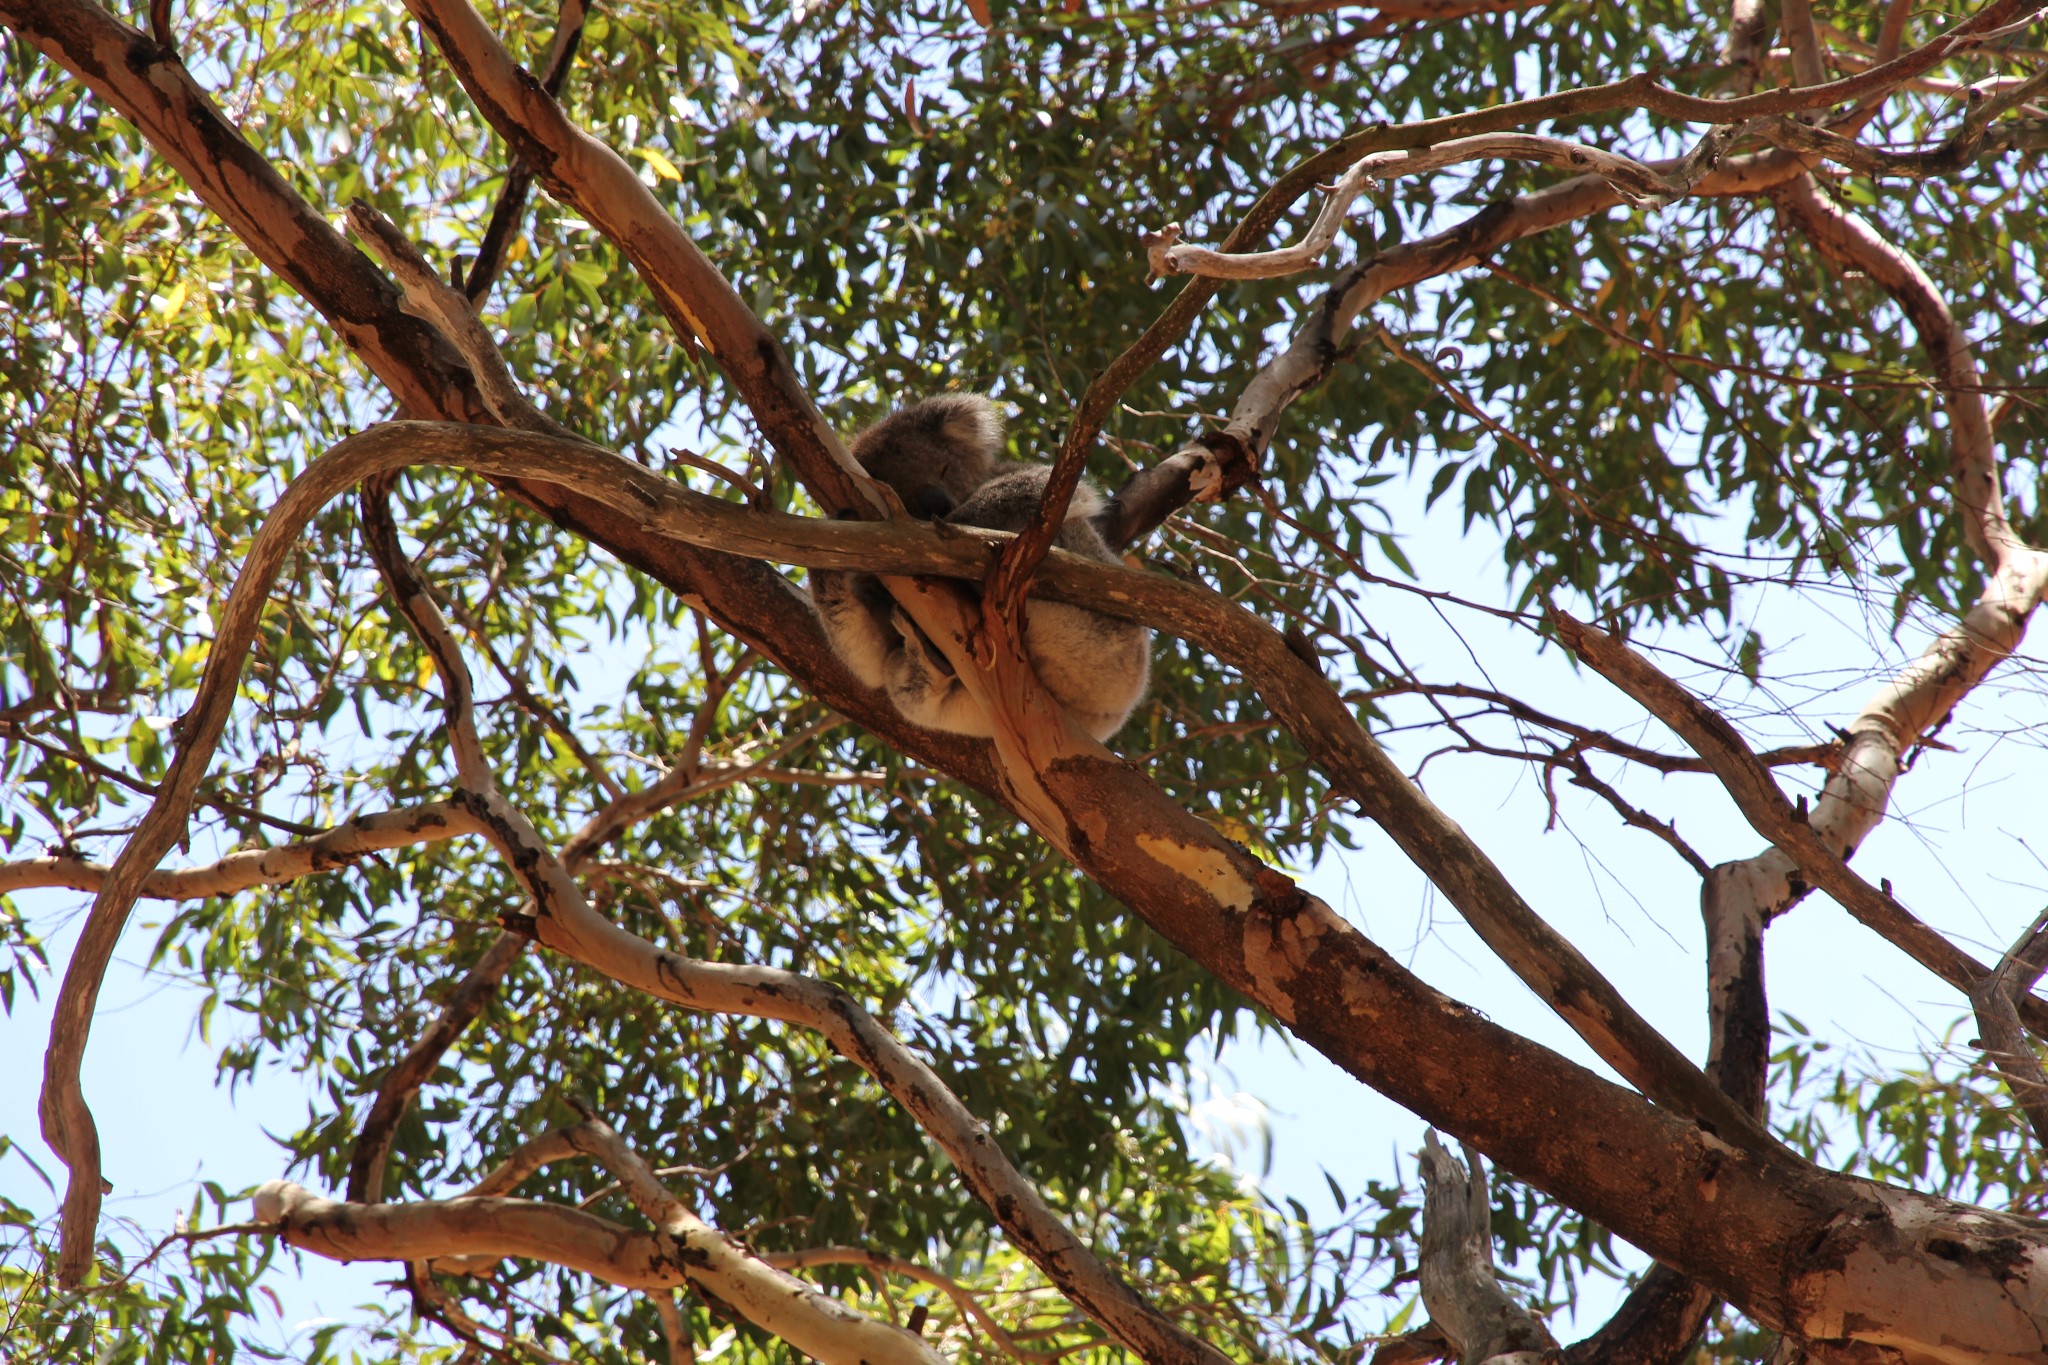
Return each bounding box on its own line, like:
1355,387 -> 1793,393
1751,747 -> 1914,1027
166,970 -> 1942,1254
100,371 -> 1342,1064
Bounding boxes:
1552,612 -> 2048,1038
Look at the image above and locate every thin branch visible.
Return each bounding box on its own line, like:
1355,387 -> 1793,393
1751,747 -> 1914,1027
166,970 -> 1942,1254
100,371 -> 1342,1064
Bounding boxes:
1550,611 -> 2048,1038
1353,677 -> 1838,777
1753,72 -> 2048,179
1258,0 -> 1542,17
347,931 -> 531,1204
1558,758 -> 1712,877
446,589 -> 624,801
654,1292 -> 692,1365
0,720 -> 325,838
344,706 -> 831,1203
0,802 -> 484,900
459,0 -> 588,305
1147,124 -> 1746,281
1772,175 -> 2016,561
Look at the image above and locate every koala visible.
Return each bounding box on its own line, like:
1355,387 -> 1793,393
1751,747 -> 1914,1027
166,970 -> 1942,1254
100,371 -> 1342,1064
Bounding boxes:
847,392 -> 1002,519
811,395 -> 1150,742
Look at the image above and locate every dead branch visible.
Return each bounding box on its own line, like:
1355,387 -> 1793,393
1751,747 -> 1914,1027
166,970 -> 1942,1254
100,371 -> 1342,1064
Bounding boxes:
1415,1133 -> 1558,1362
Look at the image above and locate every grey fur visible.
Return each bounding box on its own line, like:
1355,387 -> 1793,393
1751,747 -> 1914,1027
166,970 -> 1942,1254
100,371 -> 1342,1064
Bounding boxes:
811,396 -> 1151,741
848,392 -> 1003,518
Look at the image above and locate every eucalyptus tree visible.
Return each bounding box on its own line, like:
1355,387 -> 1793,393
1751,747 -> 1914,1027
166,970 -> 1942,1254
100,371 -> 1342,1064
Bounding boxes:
5,1 -> 2048,1362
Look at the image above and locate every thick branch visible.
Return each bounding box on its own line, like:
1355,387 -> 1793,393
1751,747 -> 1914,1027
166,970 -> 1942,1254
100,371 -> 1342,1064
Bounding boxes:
27,421 -> 2048,1355
260,423 -> 1778,1153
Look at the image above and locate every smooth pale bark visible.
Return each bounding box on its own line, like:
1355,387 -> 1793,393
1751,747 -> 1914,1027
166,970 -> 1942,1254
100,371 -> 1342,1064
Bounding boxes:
253,1182 -> 939,1365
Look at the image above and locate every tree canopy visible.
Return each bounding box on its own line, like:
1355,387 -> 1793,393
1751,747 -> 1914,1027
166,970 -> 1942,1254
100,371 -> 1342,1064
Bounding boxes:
5,1 -> 2048,1362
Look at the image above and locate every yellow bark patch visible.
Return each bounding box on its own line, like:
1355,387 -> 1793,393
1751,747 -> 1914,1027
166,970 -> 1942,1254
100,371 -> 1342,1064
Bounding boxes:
1133,833 -> 1256,911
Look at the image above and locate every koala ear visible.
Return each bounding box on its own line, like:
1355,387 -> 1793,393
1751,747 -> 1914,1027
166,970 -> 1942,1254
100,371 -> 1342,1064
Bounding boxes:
908,484 -> 958,519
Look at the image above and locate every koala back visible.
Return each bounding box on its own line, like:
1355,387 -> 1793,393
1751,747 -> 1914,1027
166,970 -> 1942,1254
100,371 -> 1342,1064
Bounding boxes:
945,464 -> 1112,563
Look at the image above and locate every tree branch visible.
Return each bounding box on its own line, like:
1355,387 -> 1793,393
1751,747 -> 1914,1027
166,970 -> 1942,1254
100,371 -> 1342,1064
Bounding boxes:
24,3 -> 2048,1347
765,1247 -> 1060,1364
315,424 -> 1793,1152
1550,611 -> 2048,1037
1772,174 -> 2019,562
254,1170 -> 939,1365
0,802 -> 482,900
1970,907 -> 2048,1146
1147,124 -> 1746,281
1415,1133 -> 1558,1363
458,0 -> 587,306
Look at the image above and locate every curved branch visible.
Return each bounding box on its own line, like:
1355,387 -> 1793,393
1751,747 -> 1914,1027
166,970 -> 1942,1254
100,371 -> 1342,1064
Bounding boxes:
386,0 -> 881,518
254,1177 -> 938,1365
1774,175 -> 2018,562
1147,125 -> 1746,281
